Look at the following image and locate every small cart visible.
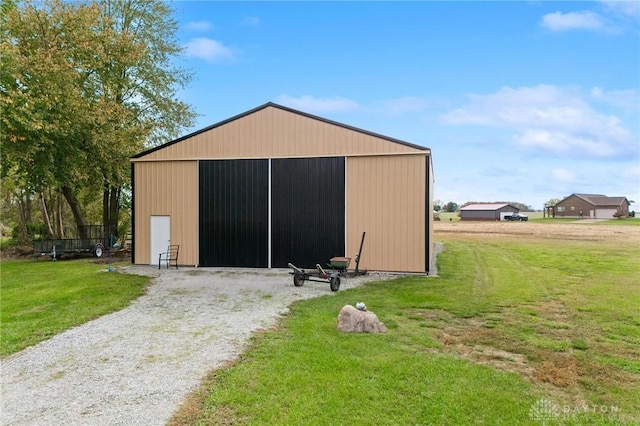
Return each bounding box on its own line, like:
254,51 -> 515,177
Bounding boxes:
288,262 -> 343,291
287,232 -> 368,292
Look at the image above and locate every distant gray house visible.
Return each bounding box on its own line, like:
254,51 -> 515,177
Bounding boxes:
459,203 -> 519,221
552,194 -> 630,219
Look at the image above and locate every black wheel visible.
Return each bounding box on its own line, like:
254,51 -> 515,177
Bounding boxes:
94,243 -> 104,258
330,276 -> 341,292
293,274 -> 304,287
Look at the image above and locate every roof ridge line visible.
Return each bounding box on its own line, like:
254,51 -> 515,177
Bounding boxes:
132,102 -> 428,159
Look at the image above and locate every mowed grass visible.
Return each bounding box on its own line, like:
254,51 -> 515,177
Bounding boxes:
172,235 -> 639,425
0,259 -> 149,357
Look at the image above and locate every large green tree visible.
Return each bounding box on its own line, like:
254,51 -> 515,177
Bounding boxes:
1,0 -> 100,238
1,0 -> 196,240
92,0 -> 196,235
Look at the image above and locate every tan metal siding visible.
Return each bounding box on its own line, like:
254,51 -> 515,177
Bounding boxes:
347,155 -> 427,273
137,107 -> 423,161
134,161 -> 198,266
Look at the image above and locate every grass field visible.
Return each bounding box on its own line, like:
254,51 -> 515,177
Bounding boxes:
0,259 -> 149,357
171,222 -> 639,425
438,211 -> 550,221
437,211 -> 639,224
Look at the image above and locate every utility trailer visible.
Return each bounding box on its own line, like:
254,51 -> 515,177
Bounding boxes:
33,225 -> 112,259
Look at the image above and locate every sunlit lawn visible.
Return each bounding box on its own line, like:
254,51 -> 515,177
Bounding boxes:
171,235 -> 639,425
0,259 -> 149,357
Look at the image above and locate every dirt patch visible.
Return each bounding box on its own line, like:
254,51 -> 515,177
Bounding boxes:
419,297 -> 639,416
0,245 -> 36,260
437,329 -> 535,378
1,245 -> 130,261
434,220 -> 639,242
421,301 -> 593,406
536,354 -> 578,387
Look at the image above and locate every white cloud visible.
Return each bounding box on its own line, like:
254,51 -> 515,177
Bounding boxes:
186,21 -> 214,32
276,95 -> 360,114
541,11 -> 607,32
590,87 -> 640,110
599,0 -> 640,18
541,2 -> 640,34
184,38 -> 235,62
240,16 -> 260,26
440,85 -> 639,159
515,130 -> 620,158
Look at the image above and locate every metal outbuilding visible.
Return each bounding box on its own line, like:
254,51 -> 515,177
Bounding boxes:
459,203 -> 519,221
130,102 -> 434,273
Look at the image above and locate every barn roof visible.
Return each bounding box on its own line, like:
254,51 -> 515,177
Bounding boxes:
459,203 -> 517,211
132,102 -> 428,159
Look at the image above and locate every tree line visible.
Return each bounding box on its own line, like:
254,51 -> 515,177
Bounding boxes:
1,0 -> 196,244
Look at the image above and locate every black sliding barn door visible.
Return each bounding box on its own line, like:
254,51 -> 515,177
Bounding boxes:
271,157 -> 345,268
199,160 -> 268,267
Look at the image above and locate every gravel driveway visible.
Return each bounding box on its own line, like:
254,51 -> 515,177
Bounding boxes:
1,266 -> 392,426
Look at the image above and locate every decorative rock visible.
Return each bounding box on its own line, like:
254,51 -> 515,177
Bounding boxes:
337,305 -> 387,333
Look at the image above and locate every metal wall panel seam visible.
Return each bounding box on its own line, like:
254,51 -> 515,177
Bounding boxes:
425,155 -> 430,274
268,158 -> 272,269
196,159 -> 200,267
131,163 -> 136,264
344,156 -> 348,257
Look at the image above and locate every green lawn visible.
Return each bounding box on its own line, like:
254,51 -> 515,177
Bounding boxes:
0,259 -> 149,357
2,236 -> 637,425
172,237 -> 639,425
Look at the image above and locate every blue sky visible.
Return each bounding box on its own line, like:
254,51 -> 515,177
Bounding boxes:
171,1 -> 639,210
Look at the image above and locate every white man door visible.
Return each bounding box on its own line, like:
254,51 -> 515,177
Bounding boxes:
150,216 -> 171,265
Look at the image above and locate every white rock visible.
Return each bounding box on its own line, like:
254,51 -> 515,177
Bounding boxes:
337,305 -> 387,333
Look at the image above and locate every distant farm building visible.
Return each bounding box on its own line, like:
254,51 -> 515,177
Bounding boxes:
550,194 -> 631,219
459,203 -> 519,221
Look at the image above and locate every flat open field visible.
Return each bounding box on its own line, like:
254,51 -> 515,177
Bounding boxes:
429,219 -> 640,424
434,220 -> 640,242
